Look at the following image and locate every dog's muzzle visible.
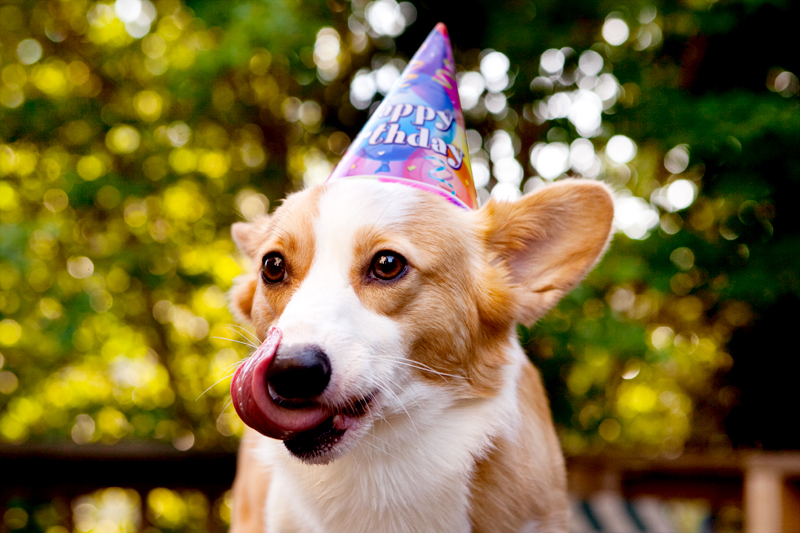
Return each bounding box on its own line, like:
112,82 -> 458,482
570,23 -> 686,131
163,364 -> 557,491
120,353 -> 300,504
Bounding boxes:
231,328 -> 333,440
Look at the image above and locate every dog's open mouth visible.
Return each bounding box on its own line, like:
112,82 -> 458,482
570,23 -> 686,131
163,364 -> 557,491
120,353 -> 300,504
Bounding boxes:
231,328 -> 374,459
282,394 -> 374,460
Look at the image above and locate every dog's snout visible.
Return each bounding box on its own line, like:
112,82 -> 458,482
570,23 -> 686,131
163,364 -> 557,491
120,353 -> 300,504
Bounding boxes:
266,344 -> 331,399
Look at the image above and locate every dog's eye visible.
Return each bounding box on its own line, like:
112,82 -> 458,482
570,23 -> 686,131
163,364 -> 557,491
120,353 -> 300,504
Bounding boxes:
262,253 -> 287,284
370,251 -> 407,281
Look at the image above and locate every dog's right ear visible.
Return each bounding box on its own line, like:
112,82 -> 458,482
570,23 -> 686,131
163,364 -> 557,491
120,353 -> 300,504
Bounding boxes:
478,180 -> 615,326
232,219 -> 266,259
230,218 -> 268,323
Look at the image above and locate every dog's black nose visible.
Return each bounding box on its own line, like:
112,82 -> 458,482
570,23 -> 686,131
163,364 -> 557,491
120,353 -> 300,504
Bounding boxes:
266,344 -> 331,400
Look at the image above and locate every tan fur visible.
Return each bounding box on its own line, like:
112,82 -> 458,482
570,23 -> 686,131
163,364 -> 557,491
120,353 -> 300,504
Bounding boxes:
230,428 -> 269,533
230,186 -> 324,337
468,364 -> 568,532
479,180 -> 614,325
343,192 -> 515,397
229,179 -> 614,532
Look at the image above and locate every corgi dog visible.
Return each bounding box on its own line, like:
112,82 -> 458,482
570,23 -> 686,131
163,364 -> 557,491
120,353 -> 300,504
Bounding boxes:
227,178 -> 614,533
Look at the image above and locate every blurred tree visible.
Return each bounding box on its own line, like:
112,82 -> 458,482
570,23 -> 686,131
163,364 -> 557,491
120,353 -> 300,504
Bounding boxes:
1,0 -> 798,460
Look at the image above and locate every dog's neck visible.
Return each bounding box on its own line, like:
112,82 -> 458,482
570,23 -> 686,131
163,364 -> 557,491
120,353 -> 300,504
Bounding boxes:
256,338 -> 525,533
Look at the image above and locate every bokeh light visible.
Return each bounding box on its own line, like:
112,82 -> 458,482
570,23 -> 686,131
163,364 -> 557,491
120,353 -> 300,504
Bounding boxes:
458,71 -> 486,110
569,90 -> 603,137
350,68 -> 377,109
578,50 -> 603,76
664,144 -> 690,174
605,135 -> 637,164
531,142 -> 570,180
768,68 -> 800,97
365,0 -> 416,38
569,138 -> 599,175
17,39 -> 43,65
614,193 -> 660,239
375,62 -> 401,94
665,179 -> 698,210
603,15 -> 630,46
480,51 -> 510,92
491,182 -> 522,201
314,28 -> 341,82
540,49 -> 565,75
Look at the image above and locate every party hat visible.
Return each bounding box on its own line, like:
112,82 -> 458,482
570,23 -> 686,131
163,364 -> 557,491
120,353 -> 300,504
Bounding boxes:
327,23 -> 478,210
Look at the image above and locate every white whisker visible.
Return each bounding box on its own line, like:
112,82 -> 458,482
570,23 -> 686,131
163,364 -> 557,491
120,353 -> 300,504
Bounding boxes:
212,336 -> 259,349
220,358 -> 247,374
359,433 -> 406,464
198,372 -> 236,401
371,375 -> 421,441
370,354 -> 465,381
217,396 -> 235,425
227,324 -> 261,345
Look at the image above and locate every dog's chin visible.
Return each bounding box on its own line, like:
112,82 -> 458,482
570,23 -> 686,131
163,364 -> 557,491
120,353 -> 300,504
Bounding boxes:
281,393 -> 377,465
283,410 -> 373,465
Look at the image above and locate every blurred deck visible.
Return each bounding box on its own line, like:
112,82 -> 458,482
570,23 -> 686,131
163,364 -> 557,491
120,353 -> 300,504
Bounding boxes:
569,451 -> 800,532
2,445 -> 800,532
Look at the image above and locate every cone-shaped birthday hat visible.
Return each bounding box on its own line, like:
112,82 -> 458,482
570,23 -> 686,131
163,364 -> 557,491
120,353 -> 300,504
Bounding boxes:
327,23 -> 477,209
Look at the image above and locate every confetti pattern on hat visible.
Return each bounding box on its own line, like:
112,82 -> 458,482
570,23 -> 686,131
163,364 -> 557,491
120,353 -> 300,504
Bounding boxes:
327,23 -> 478,210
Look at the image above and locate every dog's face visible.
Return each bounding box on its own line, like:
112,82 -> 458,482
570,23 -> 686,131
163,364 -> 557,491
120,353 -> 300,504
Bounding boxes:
230,179 -> 613,464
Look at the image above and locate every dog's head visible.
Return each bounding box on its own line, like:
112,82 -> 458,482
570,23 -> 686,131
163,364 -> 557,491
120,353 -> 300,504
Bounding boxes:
229,179 -> 613,464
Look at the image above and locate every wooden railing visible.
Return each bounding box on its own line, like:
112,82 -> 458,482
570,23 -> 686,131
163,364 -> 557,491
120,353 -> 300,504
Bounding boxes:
0,443 -> 236,492
1,443 -> 237,533
3,445 -> 800,532
569,451 -> 800,533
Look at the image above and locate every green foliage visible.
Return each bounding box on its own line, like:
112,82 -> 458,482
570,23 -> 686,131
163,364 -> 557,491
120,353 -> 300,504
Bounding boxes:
0,0 -> 798,460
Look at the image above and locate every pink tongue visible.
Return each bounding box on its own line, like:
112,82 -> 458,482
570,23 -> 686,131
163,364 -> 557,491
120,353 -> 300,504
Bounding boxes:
231,327 -> 331,439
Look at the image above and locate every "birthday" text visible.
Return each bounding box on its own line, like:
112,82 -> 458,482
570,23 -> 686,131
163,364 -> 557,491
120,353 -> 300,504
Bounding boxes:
365,104 -> 463,170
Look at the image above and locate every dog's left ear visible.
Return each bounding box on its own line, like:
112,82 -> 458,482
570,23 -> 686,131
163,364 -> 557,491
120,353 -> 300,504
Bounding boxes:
478,180 -> 615,326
